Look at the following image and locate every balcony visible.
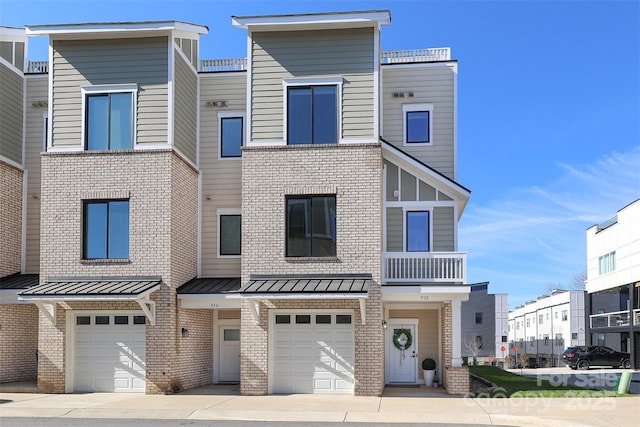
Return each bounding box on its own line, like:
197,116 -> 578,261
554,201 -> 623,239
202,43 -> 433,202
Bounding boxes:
590,309 -> 640,328
383,252 -> 466,284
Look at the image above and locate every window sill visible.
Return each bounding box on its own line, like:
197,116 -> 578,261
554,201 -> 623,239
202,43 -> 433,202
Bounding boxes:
81,258 -> 131,265
285,256 -> 340,263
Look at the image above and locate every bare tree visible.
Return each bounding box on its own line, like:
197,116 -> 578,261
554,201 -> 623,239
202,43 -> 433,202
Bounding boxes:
463,335 -> 482,364
570,270 -> 587,290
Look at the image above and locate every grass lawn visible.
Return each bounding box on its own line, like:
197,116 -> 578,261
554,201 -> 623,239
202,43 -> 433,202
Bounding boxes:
469,366 -> 620,398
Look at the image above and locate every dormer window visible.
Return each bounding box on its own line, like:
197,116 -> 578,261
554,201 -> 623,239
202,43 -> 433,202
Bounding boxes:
82,85 -> 137,150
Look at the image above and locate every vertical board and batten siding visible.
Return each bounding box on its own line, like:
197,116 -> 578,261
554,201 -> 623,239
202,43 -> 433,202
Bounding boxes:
0,62 -> 24,164
173,50 -> 197,163
251,28 -> 374,142
382,65 -> 455,179
199,72 -> 246,277
386,207 -> 403,252
51,37 -> 168,148
433,206 -> 454,251
24,76 -> 48,273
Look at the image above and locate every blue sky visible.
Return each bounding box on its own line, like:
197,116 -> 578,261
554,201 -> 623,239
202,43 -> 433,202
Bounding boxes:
2,0 -> 639,307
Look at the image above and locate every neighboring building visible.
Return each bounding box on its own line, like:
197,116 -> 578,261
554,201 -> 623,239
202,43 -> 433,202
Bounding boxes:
586,199 -> 640,369
0,10 -> 473,395
460,283 -> 508,364
508,290 -> 587,367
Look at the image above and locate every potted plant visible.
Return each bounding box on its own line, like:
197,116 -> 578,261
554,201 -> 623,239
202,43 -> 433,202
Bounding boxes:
422,357 -> 436,387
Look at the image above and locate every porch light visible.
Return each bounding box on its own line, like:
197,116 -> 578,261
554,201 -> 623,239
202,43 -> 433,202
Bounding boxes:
382,320 -> 388,330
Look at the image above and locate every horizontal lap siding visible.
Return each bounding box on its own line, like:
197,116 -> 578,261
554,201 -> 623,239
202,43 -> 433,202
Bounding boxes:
52,38 -> 168,148
433,206 -> 454,251
382,65 -> 455,179
251,28 -> 374,142
0,63 -> 23,164
174,50 -> 197,163
24,76 -> 48,273
199,73 -> 246,277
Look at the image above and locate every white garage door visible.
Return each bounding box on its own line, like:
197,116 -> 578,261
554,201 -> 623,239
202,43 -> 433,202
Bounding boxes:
74,313 -> 146,392
272,312 -> 354,394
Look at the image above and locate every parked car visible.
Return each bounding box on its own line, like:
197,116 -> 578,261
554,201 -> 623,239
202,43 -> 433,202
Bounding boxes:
562,345 -> 632,370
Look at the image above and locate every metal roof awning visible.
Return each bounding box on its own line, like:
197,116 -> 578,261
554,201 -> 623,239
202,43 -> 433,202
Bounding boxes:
241,274 -> 372,324
18,277 -> 162,325
0,273 -> 39,304
177,277 -> 241,309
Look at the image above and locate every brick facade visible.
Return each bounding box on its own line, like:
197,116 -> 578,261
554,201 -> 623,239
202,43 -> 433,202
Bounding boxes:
38,149 -> 198,394
240,143 -> 384,396
1,160 -> 23,277
0,304 -> 38,383
444,365 -> 469,395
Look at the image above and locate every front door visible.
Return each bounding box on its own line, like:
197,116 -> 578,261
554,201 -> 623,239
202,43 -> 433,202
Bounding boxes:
219,325 -> 241,383
386,322 -> 418,383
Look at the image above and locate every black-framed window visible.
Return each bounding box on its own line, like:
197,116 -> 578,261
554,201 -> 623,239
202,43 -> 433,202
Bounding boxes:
406,210 -> 430,252
287,85 -> 337,145
86,92 -> 133,150
220,117 -> 243,157
474,312 -> 483,324
83,200 -> 129,259
219,214 -> 241,256
286,195 -> 336,257
406,110 -> 430,143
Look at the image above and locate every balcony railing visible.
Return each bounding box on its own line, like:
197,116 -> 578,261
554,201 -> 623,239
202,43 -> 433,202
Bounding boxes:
590,309 -> 640,328
26,61 -> 48,73
381,48 -> 451,64
383,252 -> 466,284
200,57 -> 247,72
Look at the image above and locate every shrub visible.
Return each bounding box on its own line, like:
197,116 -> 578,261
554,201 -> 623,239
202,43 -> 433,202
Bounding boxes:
422,357 -> 436,370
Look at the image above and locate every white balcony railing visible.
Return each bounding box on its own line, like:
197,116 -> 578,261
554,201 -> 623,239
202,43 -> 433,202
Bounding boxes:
381,48 -> 451,64
26,61 -> 48,73
383,252 -> 466,284
589,310 -> 639,328
200,57 -> 247,72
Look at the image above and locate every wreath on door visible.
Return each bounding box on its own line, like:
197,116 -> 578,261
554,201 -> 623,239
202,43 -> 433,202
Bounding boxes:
393,328 -> 413,350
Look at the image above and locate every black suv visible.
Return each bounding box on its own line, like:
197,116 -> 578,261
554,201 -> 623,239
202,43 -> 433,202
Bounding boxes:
562,345 -> 632,370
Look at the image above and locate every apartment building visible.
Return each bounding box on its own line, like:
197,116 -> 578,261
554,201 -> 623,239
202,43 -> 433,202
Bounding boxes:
460,283 -> 508,364
0,10 -> 472,395
508,290 -> 586,367
586,199 -> 640,369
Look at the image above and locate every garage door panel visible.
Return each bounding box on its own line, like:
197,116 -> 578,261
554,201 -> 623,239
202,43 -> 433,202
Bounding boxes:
74,313 -> 145,393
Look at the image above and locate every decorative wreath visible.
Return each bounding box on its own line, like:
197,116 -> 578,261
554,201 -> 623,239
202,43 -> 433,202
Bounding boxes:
393,328 -> 413,350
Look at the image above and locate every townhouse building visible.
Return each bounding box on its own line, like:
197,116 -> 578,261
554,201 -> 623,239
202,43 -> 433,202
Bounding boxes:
586,199 -> 640,369
508,290 -> 587,367
0,10 -> 472,395
460,283 -> 508,364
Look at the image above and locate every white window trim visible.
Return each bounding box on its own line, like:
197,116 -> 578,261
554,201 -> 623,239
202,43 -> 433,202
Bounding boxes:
402,207 -> 433,253
403,103 -> 433,146
81,84 -> 138,150
217,208 -> 241,258
218,111 -> 246,160
282,77 -> 343,145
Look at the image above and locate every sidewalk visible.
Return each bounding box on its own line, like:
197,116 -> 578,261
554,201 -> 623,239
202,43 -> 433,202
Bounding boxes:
1,384 -> 639,426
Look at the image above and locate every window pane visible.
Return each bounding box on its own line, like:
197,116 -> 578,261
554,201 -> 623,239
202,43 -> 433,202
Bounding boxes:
288,87 -> 312,145
313,86 -> 337,144
311,196 -> 336,257
87,95 -> 109,150
220,214 -> 241,255
108,201 -> 129,259
407,111 -> 429,143
133,315 -> 146,325
275,314 -> 291,324
286,199 -> 311,256
336,314 -> 352,324
316,315 -> 331,324
114,315 -> 129,325
95,315 -> 109,325
76,316 -> 91,325
223,329 -> 240,341
406,211 -> 430,251
221,117 -> 243,157
85,202 -> 107,259
296,315 -> 311,324
109,93 -> 132,149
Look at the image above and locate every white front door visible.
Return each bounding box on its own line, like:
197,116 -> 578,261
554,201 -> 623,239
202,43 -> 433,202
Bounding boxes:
386,322 -> 418,383
219,325 -> 241,382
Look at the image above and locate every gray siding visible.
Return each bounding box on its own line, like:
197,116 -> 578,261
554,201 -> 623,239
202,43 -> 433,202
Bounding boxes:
51,37 -> 168,148
461,286 -> 497,357
174,49 -> 197,163
382,64 -> 455,179
433,206 -> 454,251
386,207 -> 403,252
0,62 -> 24,164
199,72 -> 246,277
251,28 -> 374,142
24,76 -> 48,273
